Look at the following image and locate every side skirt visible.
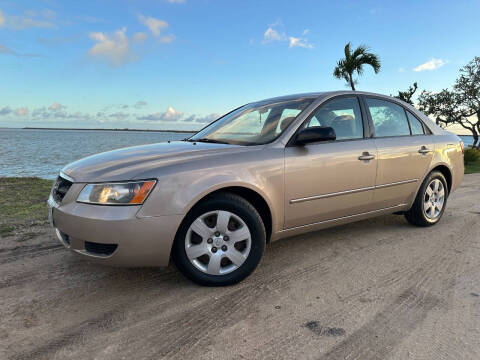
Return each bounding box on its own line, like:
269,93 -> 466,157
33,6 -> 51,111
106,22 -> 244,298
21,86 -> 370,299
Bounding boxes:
271,204 -> 408,241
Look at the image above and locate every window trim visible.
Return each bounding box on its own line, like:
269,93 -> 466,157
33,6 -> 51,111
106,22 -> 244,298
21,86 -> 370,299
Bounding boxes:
405,109 -> 427,136
361,95 -> 434,139
286,94 -> 368,147
189,97 -> 317,145
363,96 -> 411,138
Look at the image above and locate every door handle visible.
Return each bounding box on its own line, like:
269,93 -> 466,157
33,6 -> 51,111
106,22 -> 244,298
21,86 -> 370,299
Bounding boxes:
418,146 -> 431,154
358,152 -> 375,161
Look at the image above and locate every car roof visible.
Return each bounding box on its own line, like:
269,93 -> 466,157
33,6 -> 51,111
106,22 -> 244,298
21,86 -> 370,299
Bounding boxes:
254,90 -> 400,104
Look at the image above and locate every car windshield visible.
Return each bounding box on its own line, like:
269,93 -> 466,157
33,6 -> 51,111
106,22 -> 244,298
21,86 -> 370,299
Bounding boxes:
189,98 -> 315,145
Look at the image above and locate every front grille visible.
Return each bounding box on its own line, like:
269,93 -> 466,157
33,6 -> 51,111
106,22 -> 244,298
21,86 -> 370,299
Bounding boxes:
84,241 -> 118,256
52,175 -> 73,203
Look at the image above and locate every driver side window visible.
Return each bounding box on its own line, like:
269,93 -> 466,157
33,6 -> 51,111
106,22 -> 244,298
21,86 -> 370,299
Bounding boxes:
304,97 -> 364,140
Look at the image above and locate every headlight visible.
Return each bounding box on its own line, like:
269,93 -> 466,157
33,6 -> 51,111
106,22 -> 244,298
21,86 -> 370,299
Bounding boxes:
77,180 -> 156,205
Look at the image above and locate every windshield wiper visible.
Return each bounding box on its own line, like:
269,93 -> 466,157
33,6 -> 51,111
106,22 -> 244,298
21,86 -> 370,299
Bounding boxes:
191,138 -> 231,144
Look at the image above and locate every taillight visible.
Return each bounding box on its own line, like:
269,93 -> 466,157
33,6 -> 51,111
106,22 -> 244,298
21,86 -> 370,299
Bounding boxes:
460,141 -> 465,155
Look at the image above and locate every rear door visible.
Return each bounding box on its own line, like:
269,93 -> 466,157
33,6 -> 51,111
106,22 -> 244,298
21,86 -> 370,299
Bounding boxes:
363,96 -> 434,209
284,96 -> 377,229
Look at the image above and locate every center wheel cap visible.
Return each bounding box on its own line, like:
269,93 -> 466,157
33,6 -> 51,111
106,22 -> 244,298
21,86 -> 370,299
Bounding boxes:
214,238 -> 222,247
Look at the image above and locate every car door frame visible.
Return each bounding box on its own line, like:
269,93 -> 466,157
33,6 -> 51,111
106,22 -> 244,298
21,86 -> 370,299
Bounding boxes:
358,94 -> 433,139
282,94 -> 379,229
286,94 -> 373,147
359,94 -> 435,209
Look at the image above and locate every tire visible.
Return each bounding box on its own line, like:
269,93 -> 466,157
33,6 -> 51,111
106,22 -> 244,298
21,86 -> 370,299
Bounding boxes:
404,171 -> 449,227
172,192 -> 266,286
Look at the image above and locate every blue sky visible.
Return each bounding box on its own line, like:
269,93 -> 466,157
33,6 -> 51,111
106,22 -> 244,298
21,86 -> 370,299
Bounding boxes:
0,0 -> 479,130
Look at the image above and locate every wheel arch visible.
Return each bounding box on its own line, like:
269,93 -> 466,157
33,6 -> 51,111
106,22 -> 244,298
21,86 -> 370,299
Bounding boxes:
180,185 -> 273,243
430,164 -> 452,193
407,163 -> 453,210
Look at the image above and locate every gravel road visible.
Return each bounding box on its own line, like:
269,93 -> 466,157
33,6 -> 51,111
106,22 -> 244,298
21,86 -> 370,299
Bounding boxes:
1,174 -> 480,360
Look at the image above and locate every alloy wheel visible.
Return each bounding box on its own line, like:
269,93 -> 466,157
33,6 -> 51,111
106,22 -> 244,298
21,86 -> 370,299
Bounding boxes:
423,179 -> 445,220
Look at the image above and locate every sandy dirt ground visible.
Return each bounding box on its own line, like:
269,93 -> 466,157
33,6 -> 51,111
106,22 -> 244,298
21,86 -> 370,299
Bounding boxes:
1,174 -> 480,360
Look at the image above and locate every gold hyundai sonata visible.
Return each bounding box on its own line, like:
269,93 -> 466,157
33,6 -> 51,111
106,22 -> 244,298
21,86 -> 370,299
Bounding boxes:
48,91 -> 464,285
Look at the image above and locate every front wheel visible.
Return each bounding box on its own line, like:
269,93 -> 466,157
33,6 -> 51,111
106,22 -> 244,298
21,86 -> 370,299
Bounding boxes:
404,171 -> 449,227
172,192 -> 266,286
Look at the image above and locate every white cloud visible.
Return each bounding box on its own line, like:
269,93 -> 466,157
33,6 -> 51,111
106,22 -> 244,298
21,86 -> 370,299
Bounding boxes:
0,43 -> 44,58
138,14 -> 168,37
160,34 -> 175,43
138,107 -> 184,122
48,102 -> 65,111
0,106 -> 12,115
167,0 -> 186,3
109,112 -> 130,121
194,114 -> 218,123
288,36 -> 313,49
263,27 -> 286,43
15,107 -> 29,116
134,100 -> 147,108
183,113 -> 219,123
1,9 -> 55,30
133,32 -> 147,43
88,27 -> 134,67
413,58 -> 446,72
0,44 -> 15,55
262,22 -> 313,49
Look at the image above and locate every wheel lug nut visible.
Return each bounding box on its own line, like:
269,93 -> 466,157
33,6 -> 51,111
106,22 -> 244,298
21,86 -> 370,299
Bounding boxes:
223,235 -> 229,241
207,238 -> 213,244
221,245 -> 227,251
214,231 -> 220,237
211,247 -> 217,253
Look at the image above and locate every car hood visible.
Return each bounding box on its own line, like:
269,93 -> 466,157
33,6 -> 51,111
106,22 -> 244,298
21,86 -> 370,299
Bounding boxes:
61,141 -> 245,182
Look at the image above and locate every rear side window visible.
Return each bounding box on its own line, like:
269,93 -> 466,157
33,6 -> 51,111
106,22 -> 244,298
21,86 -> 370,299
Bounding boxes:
406,111 -> 425,135
305,97 -> 364,140
366,98 -> 410,137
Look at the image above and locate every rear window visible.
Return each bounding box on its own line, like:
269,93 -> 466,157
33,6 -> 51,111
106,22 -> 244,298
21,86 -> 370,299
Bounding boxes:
407,111 -> 425,135
366,98 -> 410,137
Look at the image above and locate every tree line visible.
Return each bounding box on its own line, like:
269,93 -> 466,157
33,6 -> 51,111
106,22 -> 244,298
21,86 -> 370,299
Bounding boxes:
333,43 -> 479,148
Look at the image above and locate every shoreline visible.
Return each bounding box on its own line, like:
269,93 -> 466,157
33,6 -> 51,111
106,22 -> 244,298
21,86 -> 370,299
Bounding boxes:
0,127 -> 475,137
20,127 -> 197,133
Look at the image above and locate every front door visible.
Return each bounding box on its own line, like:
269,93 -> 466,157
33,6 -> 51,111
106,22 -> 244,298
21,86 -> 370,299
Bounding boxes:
284,96 -> 377,229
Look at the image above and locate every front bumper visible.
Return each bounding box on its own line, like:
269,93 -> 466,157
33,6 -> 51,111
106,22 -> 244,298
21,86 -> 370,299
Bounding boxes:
48,195 -> 183,267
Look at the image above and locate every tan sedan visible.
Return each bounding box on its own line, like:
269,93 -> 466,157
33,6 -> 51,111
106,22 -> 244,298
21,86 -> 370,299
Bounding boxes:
48,91 -> 464,285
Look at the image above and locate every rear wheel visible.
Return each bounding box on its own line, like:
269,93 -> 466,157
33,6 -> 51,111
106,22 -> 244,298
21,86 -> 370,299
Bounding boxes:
404,171 -> 448,227
172,192 -> 266,286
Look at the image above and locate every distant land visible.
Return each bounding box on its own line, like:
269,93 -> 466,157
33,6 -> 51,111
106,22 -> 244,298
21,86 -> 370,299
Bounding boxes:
22,127 -> 196,133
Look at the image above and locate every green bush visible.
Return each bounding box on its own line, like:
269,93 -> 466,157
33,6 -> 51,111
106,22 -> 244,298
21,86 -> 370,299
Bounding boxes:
464,147 -> 480,165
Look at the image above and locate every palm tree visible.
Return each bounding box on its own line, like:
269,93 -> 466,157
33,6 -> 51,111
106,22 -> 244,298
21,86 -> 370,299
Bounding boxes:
333,42 -> 381,90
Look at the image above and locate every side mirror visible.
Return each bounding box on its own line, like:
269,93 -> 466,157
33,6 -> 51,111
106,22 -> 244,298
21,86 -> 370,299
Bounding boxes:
294,126 -> 336,145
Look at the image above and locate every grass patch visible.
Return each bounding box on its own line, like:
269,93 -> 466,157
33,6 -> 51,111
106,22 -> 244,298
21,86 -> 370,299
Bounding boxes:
465,159 -> 480,174
464,148 -> 480,174
0,177 -> 54,237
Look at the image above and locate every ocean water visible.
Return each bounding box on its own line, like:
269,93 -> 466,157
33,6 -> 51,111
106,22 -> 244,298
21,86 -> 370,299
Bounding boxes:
0,128 -> 194,179
459,135 -> 475,147
0,128 -> 475,179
